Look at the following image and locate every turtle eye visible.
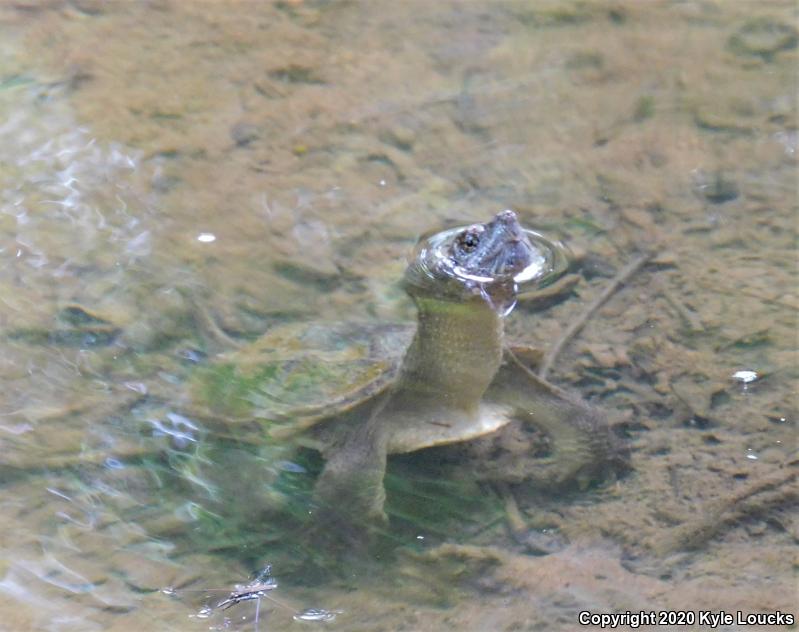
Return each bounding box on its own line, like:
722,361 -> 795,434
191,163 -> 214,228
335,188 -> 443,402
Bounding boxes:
456,228 -> 482,253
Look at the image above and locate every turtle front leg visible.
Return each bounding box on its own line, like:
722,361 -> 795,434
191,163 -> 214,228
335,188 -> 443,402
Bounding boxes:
312,412 -> 390,531
484,352 -> 630,489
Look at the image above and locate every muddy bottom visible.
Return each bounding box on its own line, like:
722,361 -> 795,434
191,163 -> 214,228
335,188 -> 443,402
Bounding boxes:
0,1 -> 796,630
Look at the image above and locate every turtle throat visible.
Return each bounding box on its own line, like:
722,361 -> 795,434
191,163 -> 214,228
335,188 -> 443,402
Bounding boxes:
396,293 -> 504,410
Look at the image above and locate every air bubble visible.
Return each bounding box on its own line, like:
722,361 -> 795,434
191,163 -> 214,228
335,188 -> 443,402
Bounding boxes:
732,370 -> 758,384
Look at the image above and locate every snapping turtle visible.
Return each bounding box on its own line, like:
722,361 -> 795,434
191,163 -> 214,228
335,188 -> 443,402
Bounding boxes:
192,210 -> 626,525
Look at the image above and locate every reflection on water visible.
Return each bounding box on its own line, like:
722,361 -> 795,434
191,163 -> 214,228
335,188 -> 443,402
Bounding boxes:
0,1 -> 796,630
0,83 -> 153,285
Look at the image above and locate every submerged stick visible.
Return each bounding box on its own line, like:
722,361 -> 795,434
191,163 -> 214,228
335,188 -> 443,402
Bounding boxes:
538,251 -> 654,380
189,295 -> 244,350
653,463 -> 798,556
494,481 -> 527,536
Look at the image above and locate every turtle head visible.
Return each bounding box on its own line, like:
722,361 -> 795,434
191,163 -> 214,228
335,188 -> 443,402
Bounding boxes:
405,210 -> 567,315
448,209 -> 537,281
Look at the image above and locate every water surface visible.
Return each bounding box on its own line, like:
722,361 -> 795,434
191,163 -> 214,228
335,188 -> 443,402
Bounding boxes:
0,1 -> 796,630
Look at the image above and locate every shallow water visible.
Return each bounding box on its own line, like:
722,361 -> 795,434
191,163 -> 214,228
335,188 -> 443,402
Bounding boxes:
0,1 -> 796,630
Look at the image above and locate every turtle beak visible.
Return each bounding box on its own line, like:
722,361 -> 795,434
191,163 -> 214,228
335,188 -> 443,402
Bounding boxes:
485,210 -> 534,278
493,239 -> 532,277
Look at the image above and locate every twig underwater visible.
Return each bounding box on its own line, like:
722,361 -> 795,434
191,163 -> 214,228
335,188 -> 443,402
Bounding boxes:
538,250 -> 655,380
162,565 -> 342,630
653,462 -> 798,557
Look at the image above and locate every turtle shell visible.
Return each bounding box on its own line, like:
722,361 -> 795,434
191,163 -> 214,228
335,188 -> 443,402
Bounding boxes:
190,321 -> 414,437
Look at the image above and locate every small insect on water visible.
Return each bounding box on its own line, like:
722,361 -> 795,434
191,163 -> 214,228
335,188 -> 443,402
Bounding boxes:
215,565 -> 279,611
163,564 -> 341,631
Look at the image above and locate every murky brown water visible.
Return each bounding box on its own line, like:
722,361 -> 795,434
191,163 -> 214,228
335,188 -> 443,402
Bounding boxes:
0,1 -> 796,630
